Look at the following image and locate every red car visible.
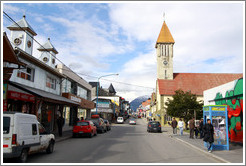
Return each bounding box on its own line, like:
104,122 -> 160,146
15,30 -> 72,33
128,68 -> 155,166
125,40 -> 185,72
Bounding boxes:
138,115 -> 142,118
73,120 -> 97,138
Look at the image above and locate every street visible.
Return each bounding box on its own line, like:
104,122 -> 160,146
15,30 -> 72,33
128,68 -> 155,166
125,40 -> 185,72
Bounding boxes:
18,118 -> 220,163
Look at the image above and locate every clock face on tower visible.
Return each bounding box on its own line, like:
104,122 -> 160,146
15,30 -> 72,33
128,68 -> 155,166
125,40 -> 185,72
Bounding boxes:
163,60 -> 168,66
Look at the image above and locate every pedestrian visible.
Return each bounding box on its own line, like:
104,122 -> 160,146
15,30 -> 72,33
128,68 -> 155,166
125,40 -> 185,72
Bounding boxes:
203,119 -> 214,152
171,117 -> 178,134
194,126 -> 199,138
189,117 -> 195,139
199,118 -> 204,139
57,115 -> 65,137
178,118 -> 184,136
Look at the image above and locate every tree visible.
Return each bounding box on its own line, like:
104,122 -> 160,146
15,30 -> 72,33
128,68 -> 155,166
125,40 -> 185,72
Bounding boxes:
165,89 -> 203,129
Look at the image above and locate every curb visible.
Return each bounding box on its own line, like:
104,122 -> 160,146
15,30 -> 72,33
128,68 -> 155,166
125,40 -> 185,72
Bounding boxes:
55,136 -> 72,143
173,136 -> 230,163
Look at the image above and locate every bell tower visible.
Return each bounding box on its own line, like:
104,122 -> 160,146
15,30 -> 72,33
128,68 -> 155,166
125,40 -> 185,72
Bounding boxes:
156,20 -> 175,80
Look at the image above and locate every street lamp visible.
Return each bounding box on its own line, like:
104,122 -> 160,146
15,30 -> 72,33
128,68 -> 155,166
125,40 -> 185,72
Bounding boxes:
96,73 -> 119,115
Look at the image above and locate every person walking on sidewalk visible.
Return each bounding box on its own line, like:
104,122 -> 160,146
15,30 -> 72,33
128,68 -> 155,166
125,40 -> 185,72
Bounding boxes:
189,117 -> 195,139
199,118 -> 204,139
171,117 -> 178,134
178,118 -> 184,135
57,115 -> 65,137
203,119 -> 214,152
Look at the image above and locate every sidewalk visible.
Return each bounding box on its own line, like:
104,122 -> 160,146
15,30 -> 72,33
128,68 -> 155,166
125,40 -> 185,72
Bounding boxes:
162,126 -> 243,163
143,118 -> 243,163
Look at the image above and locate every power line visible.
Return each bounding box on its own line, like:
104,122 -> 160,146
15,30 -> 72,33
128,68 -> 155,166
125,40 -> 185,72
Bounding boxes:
3,11 -> 155,91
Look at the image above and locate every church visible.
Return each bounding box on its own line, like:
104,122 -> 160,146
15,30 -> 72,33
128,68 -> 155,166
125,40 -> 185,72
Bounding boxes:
153,20 -> 243,126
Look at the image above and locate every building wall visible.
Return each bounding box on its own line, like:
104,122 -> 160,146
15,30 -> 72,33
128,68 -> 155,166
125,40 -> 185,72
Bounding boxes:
10,57 -> 61,95
204,78 -> 243,143
10,31 -> 33,55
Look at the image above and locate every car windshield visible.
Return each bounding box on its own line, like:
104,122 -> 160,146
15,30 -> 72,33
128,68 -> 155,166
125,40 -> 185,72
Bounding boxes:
150,122 -> 160,125
77,122 -> 89,126
118,117 -> 123,120
3,117 -> 10,134
130,119 -> 135,121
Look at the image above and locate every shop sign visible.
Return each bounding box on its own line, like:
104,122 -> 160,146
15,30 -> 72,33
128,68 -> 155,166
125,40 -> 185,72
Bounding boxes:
212,107 -> 226,111
8,90 -> 35,102
98,101 -> 110,108
71,96 -> 81,103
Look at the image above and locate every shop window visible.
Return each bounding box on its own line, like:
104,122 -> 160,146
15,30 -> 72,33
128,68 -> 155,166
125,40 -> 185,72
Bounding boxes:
46,76 -> 56,90
17,67 -> 35,82
32,124 -> 37,135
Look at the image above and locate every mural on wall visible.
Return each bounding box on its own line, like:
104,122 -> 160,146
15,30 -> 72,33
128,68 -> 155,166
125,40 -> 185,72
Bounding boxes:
214,78 -> 243,143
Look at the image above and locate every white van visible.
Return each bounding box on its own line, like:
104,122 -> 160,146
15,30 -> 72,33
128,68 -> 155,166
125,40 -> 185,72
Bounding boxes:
3,112 -> 55,162
117,117 -> 124,124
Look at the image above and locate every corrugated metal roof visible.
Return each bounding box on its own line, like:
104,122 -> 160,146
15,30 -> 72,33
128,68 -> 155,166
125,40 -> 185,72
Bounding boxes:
10,81 -> 79,106
158,73 -> 243,96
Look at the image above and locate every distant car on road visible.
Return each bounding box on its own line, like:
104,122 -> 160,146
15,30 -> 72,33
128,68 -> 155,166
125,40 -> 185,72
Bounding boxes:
138,115 -> 141,118
73,120 -> 97,138
104,119 -> 111,131
147,121 -> 162,133
117,117 -> 124,124
129,118 -> 136,125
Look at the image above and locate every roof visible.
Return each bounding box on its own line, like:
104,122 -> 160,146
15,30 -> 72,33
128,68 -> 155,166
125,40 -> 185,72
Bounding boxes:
7,15 -> 37,36
108,83 -> 116,94
89,82 -> 99,88
10,81 -> 79,106
156,21 -> 175,47
37,38 -> 58,54
158,73 -> 243,96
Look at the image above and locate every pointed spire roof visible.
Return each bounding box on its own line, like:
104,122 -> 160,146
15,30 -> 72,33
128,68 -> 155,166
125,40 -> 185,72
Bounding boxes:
156,21 -> 174,47
7,15 -> 37,36
37,38 -> 58,54
108,83 -> 116,94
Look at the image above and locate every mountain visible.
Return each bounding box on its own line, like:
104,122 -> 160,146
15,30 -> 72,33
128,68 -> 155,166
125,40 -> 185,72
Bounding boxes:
130,95 -> 150,112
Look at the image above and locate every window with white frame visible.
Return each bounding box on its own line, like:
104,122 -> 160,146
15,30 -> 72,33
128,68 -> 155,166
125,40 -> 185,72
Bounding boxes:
46,76 -> 56,90
77,86 -> 88,100
17,67 -> 35,82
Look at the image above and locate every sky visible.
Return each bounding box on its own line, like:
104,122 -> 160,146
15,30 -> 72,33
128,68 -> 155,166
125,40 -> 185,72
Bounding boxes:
2,2 -> 244,102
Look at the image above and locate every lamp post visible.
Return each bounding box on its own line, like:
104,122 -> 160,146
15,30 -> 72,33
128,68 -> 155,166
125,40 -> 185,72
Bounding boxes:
96,73 -> 119,115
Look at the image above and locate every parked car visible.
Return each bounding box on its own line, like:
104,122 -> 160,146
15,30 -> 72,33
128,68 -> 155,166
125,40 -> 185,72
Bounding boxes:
103,120 -> 111,131
73,120 -> 97,138
138,115 -> 142,118
147,121 -> 162,133
3,112 -> 55,162
87,115 -> 107,133
129,118 -> 136,125
117,117 -> 124,124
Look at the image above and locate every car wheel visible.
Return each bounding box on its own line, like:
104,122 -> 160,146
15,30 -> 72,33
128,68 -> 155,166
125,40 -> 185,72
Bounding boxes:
46,141 -> 54,154
89,133 -> 93,138
19,149 -> 28,163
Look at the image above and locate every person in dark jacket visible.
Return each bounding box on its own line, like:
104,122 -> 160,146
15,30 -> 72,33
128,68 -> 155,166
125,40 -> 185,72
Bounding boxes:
171,118 -> 178,134
189,117 -> 195,139
57,115 -> 65,137
199,118 -> 204,139
203,119 -> 214,152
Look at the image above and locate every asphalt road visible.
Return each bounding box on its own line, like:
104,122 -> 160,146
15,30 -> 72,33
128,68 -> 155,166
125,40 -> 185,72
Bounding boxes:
13,118 -> 220,163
